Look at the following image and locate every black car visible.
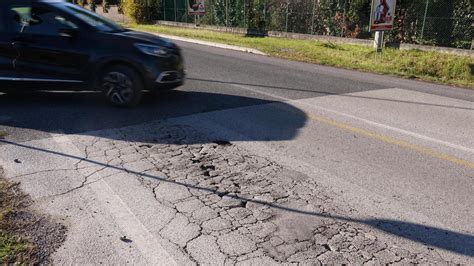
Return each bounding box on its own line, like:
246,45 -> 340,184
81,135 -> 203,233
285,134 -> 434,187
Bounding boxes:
0,0 -> 185,107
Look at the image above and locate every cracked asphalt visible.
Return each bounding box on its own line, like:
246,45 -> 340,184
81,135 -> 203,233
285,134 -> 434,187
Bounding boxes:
0,40 -> 473,264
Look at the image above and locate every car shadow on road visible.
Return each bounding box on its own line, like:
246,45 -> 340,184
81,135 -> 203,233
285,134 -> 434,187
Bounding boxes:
1,139 -> 473,257
0,90 -> 306,143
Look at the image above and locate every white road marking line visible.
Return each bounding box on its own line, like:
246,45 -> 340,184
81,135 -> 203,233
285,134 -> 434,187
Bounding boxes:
50,132 -> 177,265
231,84 -> 474,154
155,33 -> 267,55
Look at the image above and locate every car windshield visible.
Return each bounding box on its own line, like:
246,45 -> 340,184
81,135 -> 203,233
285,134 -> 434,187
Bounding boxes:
56,3 -> 126,33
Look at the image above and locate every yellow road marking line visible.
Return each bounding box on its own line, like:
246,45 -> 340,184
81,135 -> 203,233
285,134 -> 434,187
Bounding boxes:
232,84 -> 473,153
230,83 -> 473,169
307,113 -> 474,169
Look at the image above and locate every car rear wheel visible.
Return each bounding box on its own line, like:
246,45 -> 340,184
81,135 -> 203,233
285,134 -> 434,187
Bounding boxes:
100,65 -> 143,107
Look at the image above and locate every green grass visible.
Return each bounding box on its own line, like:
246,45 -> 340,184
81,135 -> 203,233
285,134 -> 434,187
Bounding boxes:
132,24 -> 473,89
0,131 -> 8,139
0,233 -> 30,263
0,180 -> 33,264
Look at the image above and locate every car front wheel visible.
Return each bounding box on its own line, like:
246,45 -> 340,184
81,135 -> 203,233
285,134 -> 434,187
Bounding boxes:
100,65 -> 143,107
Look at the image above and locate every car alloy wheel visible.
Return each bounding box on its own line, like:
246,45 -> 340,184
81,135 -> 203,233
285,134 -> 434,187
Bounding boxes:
102,72 -> 135,105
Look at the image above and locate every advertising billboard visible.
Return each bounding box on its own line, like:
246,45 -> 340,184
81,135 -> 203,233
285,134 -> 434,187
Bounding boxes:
188,0 -> 206,15
369,0 -> 397,31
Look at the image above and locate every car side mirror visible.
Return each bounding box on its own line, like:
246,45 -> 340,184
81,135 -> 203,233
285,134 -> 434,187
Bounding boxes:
59,28 -> 79,38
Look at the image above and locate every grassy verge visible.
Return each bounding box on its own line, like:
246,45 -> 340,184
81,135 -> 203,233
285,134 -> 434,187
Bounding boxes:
0,234 -> 31,263
133,24 -> 473,89
0,179 -> 34,264
0,131 -> 8,139
0,167 -> 66,264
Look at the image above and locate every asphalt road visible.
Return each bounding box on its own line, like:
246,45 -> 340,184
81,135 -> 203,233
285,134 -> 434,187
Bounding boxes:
0,40 -> 473,264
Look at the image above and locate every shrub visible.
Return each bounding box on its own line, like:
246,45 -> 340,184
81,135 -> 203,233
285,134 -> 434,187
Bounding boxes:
122,0 -> 161,24
102,0 -> 110,13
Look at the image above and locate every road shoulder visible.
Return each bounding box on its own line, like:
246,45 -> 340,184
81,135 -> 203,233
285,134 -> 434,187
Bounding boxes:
0,166 -> 66,264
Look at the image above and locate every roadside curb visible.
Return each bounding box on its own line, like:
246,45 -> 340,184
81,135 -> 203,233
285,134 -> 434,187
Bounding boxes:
150,33 -> 267,56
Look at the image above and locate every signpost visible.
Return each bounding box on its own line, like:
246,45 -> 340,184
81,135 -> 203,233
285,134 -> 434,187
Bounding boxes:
188,0 -> 206,26
369,0 -> 397,53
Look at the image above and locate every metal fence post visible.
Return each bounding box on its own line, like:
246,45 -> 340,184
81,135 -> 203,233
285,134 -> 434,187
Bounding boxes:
285,1 -> 289,32
164,0 -> 167,20
243,0 -> 246,28
210,0 -> 213,25
420,0 -> 429,42
311,0 -> 315,34
225,0 -> 229,27
174,0 -> 177,21
185,0 -> 187,23
342,0 -> 346,37
263,0 -> 266,26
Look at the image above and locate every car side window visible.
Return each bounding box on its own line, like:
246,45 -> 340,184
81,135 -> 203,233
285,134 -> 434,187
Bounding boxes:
9,5 -> 78,35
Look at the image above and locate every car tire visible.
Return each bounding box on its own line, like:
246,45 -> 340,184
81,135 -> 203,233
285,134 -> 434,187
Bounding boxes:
100,65 -> 143,107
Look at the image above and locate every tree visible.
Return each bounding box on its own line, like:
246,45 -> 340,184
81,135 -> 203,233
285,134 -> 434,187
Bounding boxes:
312,0 -> 345,36
344,0 -> 371,38
267,0 -> 287,32
251,0 -> 267,30
228,0 -> 245,27
90,0 -> 97,12
451,0 -> 472,48
103,0 -> 111,13
213,0 -> 227,26
122,0 -> 161,23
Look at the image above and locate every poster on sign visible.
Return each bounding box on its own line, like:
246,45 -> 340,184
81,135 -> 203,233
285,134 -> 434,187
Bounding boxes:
188,0 -> 206,15
369,0 -> 396,31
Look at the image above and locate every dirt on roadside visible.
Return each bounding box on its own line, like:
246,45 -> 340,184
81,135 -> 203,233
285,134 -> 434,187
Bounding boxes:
0,167 -> 66,264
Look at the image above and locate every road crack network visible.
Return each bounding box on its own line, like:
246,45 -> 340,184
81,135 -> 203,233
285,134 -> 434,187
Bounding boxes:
30,120 -> 453,264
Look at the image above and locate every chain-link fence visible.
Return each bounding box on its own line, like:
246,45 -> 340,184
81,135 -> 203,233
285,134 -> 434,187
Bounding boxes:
90,0 -> 473,49
155,0 -> 473,49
